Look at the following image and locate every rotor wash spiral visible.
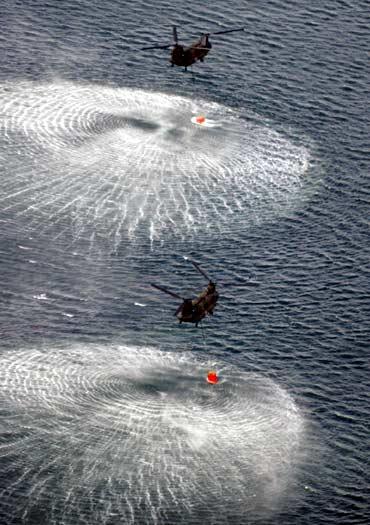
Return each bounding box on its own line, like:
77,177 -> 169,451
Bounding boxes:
0,81 -> 312,248
0,345 -> 305,524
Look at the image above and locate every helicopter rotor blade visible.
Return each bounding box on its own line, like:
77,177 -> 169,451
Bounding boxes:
142,27 -> 243,51
188,46 -> 212,50
141,43 -> 172,50
151,283 -> 184,300
211,27 -> 245,35
188,259 -> 213,283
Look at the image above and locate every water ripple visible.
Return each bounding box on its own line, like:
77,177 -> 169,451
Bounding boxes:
0,81 -> 312,248
0,345 -> 305,524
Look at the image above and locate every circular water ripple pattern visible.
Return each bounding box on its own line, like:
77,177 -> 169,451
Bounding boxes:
0,345 -> 304,524
0,81 -> 311,246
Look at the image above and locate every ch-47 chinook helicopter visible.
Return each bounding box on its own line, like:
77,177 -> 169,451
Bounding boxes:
141,26 -> 244,71
151,260 -> 219,327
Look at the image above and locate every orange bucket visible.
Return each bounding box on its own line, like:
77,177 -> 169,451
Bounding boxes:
207,370 -> 219,384
195,115 -> 206,124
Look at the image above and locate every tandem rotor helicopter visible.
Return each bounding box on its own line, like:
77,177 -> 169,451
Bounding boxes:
151,259 -> 219,327
141,25 -> 245,71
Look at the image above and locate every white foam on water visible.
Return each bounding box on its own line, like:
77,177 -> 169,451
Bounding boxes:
0,344 -> 305,523
0,81 -> 312,248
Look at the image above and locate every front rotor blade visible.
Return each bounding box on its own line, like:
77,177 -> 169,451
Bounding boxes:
189,260 -> 212,282
211,27 -> 245,35
173,26 -> 178,44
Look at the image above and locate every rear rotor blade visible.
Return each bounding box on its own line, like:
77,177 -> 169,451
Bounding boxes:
151,283 -> 184,300
211,27 -> 245,35
173,26 -> 179,44
141,44 -> 172,50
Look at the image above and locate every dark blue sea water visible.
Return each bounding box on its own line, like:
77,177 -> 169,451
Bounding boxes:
0,1 -> 369,523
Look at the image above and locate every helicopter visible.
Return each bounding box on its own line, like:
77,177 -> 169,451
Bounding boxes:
151,259 -> 219,327
141,26 -> 245,71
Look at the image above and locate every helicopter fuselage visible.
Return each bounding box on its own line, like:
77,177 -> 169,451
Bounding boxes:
177,282 -> 218,326
170,36 -> 212,68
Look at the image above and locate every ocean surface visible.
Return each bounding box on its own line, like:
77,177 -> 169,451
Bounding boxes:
0,1 -> 369,523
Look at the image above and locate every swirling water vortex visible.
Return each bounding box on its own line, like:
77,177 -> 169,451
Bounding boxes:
0,345 -> 304,524
0,81 -> 313,247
